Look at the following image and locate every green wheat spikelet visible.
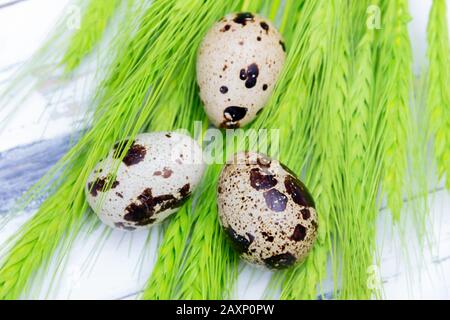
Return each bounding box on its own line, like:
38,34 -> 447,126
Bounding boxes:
279,0 -> 350,300
427,0 -> 450,189
380,0 -> 413,221
338,2 -> 379,299
174,164 -> 239,300
302,0 -> 350,299
267,0 -> 333,300
141,199 -> 194,299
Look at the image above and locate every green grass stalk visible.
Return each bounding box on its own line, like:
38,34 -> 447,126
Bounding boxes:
380,0 -> 414,221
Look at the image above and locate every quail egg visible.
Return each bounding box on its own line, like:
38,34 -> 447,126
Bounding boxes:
197,12 -> 286,128
85,132 -> 205,231
217,152 -> 318,269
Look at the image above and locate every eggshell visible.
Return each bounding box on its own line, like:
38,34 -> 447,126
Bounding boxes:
197,12 -> 286,128
85,132 -> 205,231
217,152 -> 318,269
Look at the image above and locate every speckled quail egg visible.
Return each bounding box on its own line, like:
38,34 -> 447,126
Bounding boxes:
217,152 -> 318,269
85,132 -> 205,231
197,12 -> 286,129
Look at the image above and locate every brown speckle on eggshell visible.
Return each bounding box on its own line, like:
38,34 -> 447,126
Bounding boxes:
217,152 -> 318,269
197,13 -> 286,128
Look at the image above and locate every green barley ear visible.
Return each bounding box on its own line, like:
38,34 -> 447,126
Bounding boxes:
0,168 -> 89,299
141,199 -> 194,299
61,0 -> 122,73
336,0 -> 383,299
379,0 -> 413,221
266,0 -> 336,300
336,2 -> 381,299
282,0 -> 352,299
427,0 -> 450,189
279,0 -> 389,300
173,163 -> 240,300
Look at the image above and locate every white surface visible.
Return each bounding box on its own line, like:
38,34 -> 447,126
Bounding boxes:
0,0 -> 69,69
0,0 -> 449,300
